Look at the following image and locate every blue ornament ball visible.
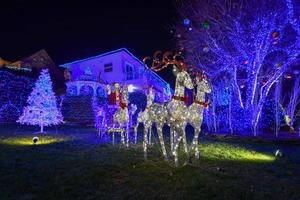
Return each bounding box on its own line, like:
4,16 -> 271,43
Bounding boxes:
183,18 -> 190,26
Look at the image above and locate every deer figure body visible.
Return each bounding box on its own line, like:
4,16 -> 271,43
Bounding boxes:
166,68 -> 194,166
134,87 -> 157,159
186,76 -> 211,159
140,67 -> 194,163
143,51 -> 195,166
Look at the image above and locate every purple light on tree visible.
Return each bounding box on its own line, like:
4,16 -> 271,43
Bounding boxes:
175,0 -> 300,135
286,75 -> 300,129
17,69 -> 63,133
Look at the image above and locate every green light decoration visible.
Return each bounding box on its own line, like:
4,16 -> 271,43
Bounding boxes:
202,20 -> 210,29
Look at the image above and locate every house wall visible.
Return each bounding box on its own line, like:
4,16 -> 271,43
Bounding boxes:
63,49 -> 171,102
66,52 -> 124,84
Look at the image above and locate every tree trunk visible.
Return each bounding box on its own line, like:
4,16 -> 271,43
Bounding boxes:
252,68 -> 285,136
228,88 -> 233,135
40,125 -> 44,133
246,70 -> 258,109
275,78 -> 282,138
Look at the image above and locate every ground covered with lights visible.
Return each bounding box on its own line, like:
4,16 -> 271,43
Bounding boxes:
0,125 -> 300,200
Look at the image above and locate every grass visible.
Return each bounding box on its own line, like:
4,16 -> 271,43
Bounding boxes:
0,125 -> 299,200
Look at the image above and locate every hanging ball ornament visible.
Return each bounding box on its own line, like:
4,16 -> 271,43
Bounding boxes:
284,74 -> 292,79
275,63 -> 282,68
202,20 -> 210,29
272,31 -> 280,40
183,18 -> 191,26
271,31 -> 280,45
203,46 -> 209,53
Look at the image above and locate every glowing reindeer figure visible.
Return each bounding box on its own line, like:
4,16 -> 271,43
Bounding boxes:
144,52 -> 194,166
134,86 -> 155,159
167,65 -> 194,166
186,72 -> 211,159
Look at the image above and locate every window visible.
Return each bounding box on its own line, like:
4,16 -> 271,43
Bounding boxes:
126,64 -> 134,80
139,68 -> 144,78
104,63 -> 113,72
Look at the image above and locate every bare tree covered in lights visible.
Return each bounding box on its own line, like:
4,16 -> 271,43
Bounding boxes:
285,75 -> 300,129
175,0 -> 300,135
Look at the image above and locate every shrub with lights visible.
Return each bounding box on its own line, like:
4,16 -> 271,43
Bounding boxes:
0,69 -> 35,122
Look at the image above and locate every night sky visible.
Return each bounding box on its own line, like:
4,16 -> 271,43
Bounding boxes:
1,0 -> 176,66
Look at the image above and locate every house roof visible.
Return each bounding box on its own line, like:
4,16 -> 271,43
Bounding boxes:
60,48 -> 170,87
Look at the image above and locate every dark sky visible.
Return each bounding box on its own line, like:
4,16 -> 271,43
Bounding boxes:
0,0 -> 177,65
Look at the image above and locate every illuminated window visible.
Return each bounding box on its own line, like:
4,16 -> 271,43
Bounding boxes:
104,63 -> 113,72
139,68 -> 144,77
126,64 -> 134,80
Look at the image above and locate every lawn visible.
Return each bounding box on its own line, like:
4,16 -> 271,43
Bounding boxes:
0,124 -> 299,200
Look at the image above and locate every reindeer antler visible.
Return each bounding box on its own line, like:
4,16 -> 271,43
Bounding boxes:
188,65 -> 208,82
143,51 -> 187,72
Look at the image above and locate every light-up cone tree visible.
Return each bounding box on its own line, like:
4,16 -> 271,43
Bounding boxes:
175,0 -> 300,135
17,69 -> 63,133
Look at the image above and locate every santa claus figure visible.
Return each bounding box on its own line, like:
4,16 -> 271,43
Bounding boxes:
106,83 -> 127,109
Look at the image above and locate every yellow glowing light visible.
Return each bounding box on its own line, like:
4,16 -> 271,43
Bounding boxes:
0,136 -> 68,146
201,143 -> 275,162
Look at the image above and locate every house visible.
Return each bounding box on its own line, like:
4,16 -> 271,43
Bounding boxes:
60,48 -> 171,102
0,49 -> 66,123
1,49 -> 66,95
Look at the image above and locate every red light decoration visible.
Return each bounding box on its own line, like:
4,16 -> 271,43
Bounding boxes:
284,74 -> 292,79
272,31 -> 280,40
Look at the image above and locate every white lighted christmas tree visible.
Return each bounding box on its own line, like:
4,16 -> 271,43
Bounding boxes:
17,69 -> 63,133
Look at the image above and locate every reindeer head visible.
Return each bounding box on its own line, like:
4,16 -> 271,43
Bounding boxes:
143,51 -> 188,76
143,51 -> 194,90
188,66 -> 208,84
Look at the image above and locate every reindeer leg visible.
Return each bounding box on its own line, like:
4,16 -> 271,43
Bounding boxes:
182,123 -> 188,155
170,127 -> 174,152
120,122 -> 125,145
173,127 -> 182,167
148,126 -> 152,145
121,131 -> 125,145
143,124 -> 149,160
126,122 -> 129,148
134,124 -> 138,144
112,122 -> 115,146
193,126 -> 201,159
157,123 -> 168,161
